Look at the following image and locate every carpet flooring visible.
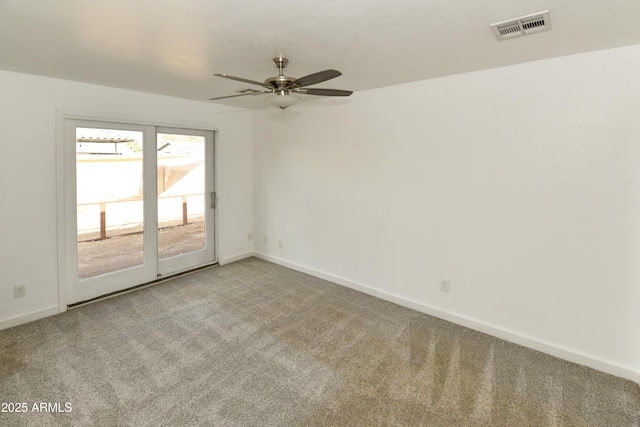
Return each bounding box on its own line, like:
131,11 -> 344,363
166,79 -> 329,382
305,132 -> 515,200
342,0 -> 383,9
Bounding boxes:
1,257 -> 639,426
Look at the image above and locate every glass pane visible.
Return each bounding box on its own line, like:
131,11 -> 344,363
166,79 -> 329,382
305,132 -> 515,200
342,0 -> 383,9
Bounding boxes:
157,133 -> 206,259
76,128 -> 144,279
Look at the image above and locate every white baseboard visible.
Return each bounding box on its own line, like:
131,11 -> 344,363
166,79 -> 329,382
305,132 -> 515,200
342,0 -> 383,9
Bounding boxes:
0,306 -> 60,331
220,251 -> 254,265
253,251 -> 640,384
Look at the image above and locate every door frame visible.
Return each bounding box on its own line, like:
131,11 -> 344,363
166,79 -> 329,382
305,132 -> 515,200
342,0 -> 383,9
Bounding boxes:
56,109 -> 219,311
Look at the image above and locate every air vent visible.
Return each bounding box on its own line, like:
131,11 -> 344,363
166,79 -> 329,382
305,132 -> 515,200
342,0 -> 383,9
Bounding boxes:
490,10 -> 551,41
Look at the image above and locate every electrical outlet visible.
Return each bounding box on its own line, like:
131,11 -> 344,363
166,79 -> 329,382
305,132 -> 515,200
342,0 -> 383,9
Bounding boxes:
14,284 -> 26,298
263,236 -> 267,244
278,240 -> 284,249
440,279 -> 450,293
248,232 -> 253,241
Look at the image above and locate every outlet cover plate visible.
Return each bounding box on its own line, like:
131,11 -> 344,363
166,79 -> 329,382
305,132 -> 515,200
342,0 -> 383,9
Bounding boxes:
14,284 -> 26,298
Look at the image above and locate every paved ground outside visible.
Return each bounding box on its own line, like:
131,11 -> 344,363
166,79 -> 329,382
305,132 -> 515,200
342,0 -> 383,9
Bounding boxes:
78,222 -> 205,279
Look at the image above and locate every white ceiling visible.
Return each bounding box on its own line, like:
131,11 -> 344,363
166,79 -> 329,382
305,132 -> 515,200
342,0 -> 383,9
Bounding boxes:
2,0 -> 640,110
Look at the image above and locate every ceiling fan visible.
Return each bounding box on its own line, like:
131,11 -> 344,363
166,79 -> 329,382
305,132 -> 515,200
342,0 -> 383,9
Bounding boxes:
210,57 -> 353,109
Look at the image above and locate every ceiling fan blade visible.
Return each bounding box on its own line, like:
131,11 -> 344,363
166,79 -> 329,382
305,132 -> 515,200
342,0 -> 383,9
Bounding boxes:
214,74 -> 272,89
209,91 -> 270,101
291,70 -> 342,88
293,88 -> 353,97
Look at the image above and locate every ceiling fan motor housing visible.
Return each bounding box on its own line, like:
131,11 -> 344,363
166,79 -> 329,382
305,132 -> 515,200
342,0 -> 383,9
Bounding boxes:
268,58 -> 294,89
265,75 -> 295,89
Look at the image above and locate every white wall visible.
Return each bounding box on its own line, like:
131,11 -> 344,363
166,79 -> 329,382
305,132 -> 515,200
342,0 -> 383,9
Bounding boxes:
0,70 -> 253,327
253,45 -> 640,380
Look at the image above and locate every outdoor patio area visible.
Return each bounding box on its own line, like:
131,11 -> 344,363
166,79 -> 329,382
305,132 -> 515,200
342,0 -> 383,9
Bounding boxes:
77,221 -> 205,279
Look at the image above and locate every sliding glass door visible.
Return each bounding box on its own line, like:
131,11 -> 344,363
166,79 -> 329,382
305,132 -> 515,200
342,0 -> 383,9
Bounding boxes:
156,127 -> 215,276
64,120 -> 215,304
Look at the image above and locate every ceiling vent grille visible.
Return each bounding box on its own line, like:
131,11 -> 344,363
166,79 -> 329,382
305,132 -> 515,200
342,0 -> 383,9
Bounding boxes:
490,10 -> 551,41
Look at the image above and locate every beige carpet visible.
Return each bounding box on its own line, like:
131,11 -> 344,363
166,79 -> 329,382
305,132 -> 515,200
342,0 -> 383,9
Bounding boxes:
1,257 -> 638,426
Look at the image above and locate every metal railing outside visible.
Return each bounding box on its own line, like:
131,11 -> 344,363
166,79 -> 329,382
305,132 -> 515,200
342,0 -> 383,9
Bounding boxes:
77,193 -> 203,242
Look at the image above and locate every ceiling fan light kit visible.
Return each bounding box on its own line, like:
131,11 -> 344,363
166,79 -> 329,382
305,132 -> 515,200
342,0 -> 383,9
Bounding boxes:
211,57 -> 353,110
265,92 -> 301,109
